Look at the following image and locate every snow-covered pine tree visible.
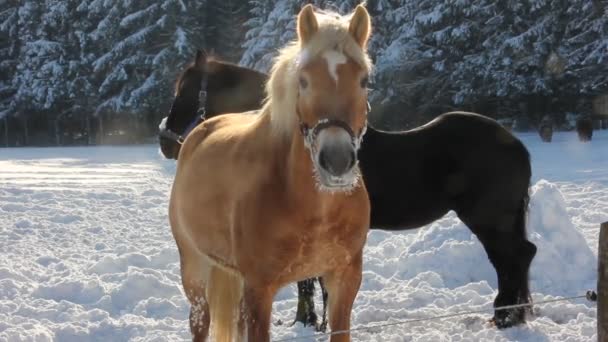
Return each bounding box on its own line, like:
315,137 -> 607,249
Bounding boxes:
370,0 -> 493,126
205,0 -> 249,63
240,0 -> 376,71
92,0 -> 207,138
370,0 -> 591,127
0,0 -> 18,120
240,0 -> 299,72
448,0 -> 574,122
8,0 -> 95,144
561,0 -> 608,97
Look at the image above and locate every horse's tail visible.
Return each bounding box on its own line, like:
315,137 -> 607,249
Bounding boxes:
205,257 -> 244,342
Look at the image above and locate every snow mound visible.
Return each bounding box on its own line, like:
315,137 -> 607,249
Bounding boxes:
528,180 -> 597,294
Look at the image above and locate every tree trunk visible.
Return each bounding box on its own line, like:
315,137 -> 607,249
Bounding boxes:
599,222 -> 608,342
133,114 -> 140,143
55,119 -> 61,146
98,115 -> 104,145
86,113 -> 92,145
23,117 -> 29,146
3,117 -> 8,147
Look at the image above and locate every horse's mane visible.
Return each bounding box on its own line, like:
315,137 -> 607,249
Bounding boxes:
261,9 -> 372,138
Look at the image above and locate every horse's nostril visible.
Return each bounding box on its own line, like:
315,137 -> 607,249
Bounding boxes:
319,149 -> 331,172
318,146 -> 354,176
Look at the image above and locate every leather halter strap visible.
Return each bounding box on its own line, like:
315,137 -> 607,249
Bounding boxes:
158,75 -> 208,145
299,101 -> 370,150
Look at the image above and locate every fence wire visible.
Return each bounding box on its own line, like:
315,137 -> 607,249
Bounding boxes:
273,291 -> 598,342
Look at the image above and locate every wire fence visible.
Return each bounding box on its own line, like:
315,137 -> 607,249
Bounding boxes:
273,291 -> 598,342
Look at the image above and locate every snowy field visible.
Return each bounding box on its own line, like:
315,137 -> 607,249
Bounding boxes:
1,130 -> 607,341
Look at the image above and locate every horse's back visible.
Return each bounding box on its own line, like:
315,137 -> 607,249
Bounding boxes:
361,111 -> 530,229
178,113 -> 256,160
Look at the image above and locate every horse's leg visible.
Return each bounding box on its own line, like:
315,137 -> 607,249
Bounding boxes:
318,277 -> 329,332
293,279 -> 318,327
243,283 -> 275,342
462,205 -> 537,328
178,246 -> 211,341
323,252 -> 363,342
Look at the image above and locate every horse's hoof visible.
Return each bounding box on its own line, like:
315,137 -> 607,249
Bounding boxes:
315,321 -> 328,332
290,314 -> 318,328
491,308 -> 527,329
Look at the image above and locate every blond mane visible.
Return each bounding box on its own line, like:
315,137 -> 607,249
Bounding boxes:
260,8 -> 373,138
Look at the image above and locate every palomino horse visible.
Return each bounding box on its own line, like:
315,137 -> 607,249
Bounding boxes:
170,5 -> 373,341
161,54 -> 536,330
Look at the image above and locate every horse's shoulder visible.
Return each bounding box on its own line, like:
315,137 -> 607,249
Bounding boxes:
178,121 -> 212,161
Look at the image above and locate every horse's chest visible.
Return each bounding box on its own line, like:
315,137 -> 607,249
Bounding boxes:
280,223 -> 364,279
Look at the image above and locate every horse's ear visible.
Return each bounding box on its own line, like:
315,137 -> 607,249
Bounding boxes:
297,4 -> 318,45
195,49 -> 207,68
348,5 -> 371,48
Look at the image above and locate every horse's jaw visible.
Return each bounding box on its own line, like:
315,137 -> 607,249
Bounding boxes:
312,164 -> 362,194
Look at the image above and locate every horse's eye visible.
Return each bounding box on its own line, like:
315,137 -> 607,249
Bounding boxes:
299,77 -> 308,89
360,76 -> 369,88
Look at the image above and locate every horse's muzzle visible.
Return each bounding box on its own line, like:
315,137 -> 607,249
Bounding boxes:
159,137 -> 180,160
313,127 -> 360,189
318,142 -> 356,177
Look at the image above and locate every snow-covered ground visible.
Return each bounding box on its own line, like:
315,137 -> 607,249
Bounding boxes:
1,130 -> 606,341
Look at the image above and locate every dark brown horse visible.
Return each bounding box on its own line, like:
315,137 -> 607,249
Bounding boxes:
160,53 -> 536,330
158,49 -> 266,159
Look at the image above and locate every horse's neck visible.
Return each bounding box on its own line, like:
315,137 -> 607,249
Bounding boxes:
280,131 -> 366,220
257,110 -> 343,208
284,131 -> 315,191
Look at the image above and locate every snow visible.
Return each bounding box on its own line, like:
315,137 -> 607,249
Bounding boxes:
1,130 -> 607,341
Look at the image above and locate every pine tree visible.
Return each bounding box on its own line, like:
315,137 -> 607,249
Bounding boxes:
369,0 -> 596,126
240,0 -> 299,72
240,0 -> 365,72
0,0 -> 18,119
205,0 -> 249,63
561,0 -> 608,96
92,0 -> 207,136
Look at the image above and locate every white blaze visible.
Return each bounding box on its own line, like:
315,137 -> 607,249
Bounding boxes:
298,49 -> 312,67
158,117 -> 168,130
322,50 -> 346,83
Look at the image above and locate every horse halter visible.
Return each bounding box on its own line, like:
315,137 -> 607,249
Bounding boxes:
299,101 -> 370,151
158,75 -> 208,145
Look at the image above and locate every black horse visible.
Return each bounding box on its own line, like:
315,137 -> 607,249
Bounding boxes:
159,51 -> 536,330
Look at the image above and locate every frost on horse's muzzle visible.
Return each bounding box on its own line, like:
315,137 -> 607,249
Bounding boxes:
300,119 -> 366,192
